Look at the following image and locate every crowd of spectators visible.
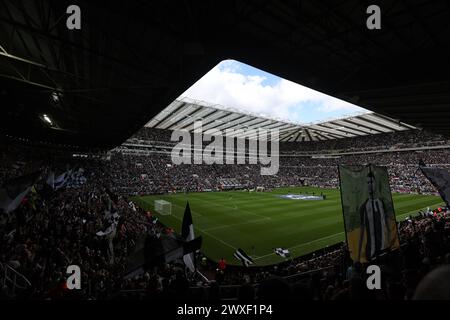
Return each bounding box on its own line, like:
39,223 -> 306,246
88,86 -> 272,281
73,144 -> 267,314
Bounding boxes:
128,127 -> 450,154
2,126 -> 450,300
282,129 -> 449,153
117,211 -> 450,301
0,145 -> 192,299
108,148 -> 450,196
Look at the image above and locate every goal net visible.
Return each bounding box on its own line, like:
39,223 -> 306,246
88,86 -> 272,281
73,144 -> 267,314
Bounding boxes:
154,200 -> 171,215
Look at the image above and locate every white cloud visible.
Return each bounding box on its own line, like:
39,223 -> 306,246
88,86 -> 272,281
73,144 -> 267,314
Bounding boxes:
180,60 -> 368,123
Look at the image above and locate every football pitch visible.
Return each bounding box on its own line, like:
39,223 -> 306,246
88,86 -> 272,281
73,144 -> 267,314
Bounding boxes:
132,187 -> 443,266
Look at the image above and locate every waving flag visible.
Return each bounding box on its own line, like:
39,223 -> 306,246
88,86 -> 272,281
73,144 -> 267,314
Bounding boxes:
274,248 -> 290,258
66,168 -> 86,188
420,166 -> 450,207
125,234 -> 202,279
129,201 -> 137,212
46,171 -> 55,190
182,202 -> 196,272
0,171 -> 41,214
105,187 -> 119,205
233,248 -> 254,267
96,214 -> 120,236
54,170 -> 71,190
339,164 -> 400,263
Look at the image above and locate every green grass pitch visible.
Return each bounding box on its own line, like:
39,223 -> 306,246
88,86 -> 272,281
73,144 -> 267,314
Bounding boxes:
132,187 -> 443,266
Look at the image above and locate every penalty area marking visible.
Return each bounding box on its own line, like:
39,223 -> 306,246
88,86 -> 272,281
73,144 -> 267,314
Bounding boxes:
190,194 -> 271,220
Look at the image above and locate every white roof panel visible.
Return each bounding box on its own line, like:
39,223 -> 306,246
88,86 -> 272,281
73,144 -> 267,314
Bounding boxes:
145,98 -> 417,141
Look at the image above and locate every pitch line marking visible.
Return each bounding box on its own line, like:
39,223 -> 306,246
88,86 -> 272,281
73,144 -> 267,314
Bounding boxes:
142,195 -> 443,262
160,202 -> 238,251
165,200 -> 203,218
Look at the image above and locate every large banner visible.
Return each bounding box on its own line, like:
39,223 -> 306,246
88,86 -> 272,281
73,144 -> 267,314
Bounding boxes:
339,165 -> 400,263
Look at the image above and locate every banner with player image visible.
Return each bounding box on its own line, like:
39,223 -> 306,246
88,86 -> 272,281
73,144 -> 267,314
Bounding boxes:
339,164 -> 400,263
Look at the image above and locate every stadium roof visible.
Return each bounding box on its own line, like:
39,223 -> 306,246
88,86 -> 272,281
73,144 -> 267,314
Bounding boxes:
1,1 -> 450,149
145,99 -> 416,142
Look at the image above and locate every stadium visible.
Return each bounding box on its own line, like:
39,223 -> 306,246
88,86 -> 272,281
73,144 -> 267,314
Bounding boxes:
1,0 -> 450,306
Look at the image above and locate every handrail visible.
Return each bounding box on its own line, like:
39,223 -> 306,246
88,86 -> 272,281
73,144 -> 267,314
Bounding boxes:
283,265 -> 335,281
117,265 -> 337,298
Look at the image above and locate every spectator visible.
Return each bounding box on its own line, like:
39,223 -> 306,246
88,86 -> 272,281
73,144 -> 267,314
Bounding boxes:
413,266 -> 450,300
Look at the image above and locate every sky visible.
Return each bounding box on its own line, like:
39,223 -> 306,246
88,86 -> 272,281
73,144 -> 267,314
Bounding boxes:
179,59 -> 369,124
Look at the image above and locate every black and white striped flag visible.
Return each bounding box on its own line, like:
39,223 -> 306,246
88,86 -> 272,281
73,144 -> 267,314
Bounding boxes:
182,202 -> 196,272
129,201 -> 137,212
96,212 -> 120,237
54,170 -> 71,190
233,248 -> 254,267
46,171 -> 55,190
274,247 -> 290,258
66,168 -> 86,188
105,187 -> 119,205
420,165 -> 450,207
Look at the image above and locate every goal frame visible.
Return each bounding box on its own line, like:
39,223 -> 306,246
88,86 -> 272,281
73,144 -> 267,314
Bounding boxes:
154,199 -> 171,215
